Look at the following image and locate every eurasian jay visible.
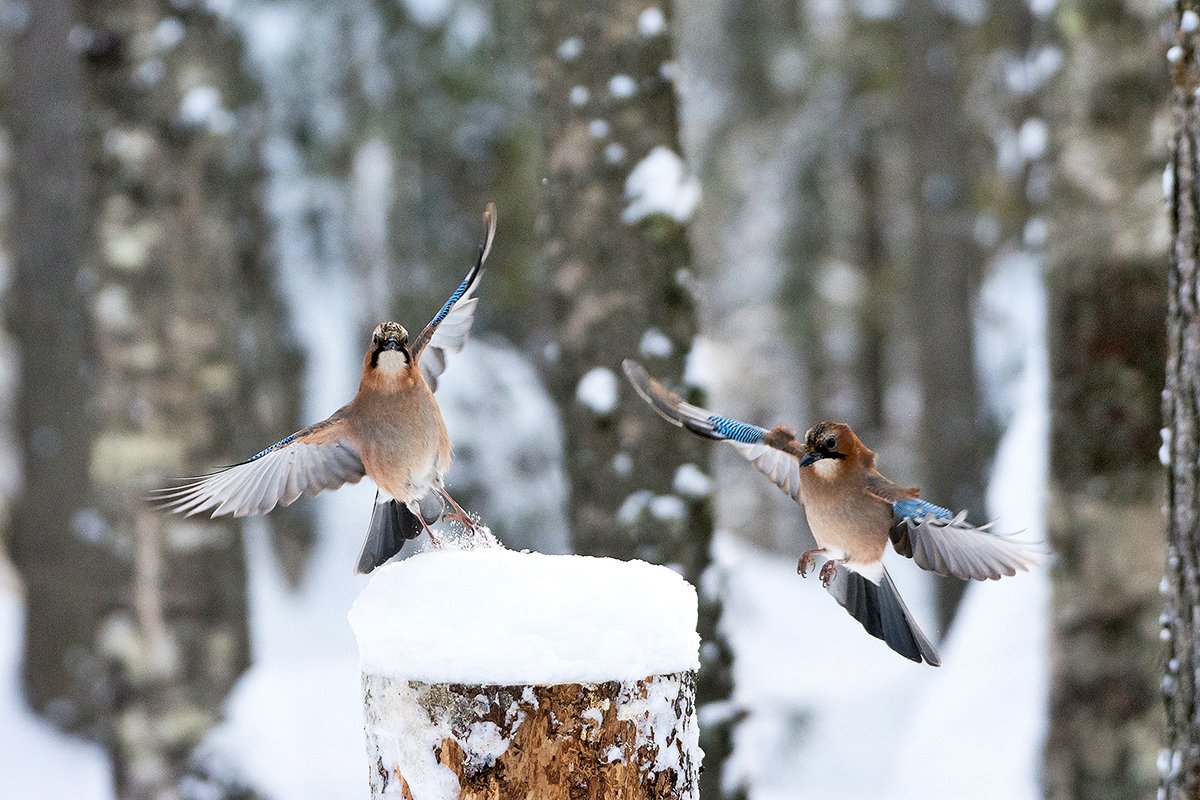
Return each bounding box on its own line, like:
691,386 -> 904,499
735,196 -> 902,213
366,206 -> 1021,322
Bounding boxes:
623,359 -> 1039,666
156,204 -> 497,574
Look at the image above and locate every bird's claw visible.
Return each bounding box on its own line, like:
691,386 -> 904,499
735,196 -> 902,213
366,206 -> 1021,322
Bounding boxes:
797,549 -> 822,577
819,560 -> 838,588
443,510 -> 478,532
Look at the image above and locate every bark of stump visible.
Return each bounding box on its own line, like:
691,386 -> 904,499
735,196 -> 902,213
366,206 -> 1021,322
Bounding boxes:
361,671 -> 699,800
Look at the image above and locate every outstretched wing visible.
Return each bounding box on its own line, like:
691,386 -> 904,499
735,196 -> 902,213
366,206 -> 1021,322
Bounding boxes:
410,202 -> 496,392
622,359 -> 804,502
883,495 -> 1040,581
152,410 -> 365,518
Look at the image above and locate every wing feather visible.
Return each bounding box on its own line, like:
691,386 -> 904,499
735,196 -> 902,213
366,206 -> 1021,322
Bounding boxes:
623,359 -> 805,503
888,498 -> 1041,581
728,442 -> 803,501
411,203 -> 495,392
155,412 -> 366,519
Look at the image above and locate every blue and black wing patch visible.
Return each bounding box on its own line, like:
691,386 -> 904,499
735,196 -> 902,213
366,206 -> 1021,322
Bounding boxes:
410,202 -> 496,391
893,497 -> 954,523
888,496 -> 1041,581
623,359 -> 804,502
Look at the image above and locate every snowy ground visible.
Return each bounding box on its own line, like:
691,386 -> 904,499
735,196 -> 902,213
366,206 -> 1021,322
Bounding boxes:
0,566 -> 113,800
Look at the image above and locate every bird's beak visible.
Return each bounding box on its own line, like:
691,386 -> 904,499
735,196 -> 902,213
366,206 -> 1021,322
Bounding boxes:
799,450 -> 823,469
379,338 -> 406,353
376,325 -> 410,354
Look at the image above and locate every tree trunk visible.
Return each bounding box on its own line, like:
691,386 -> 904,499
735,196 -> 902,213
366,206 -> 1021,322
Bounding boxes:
8,2 -> 300,796
530,4 -> 737,797
6,0 -> 113,739
1043,1 -> 1168,797
362,675 -> 698,800
352,549 -> 701,800
898,0 -> 991,633
1162,5 -> 1200,796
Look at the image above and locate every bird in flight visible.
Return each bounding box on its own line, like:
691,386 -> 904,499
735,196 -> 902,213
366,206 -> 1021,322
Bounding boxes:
623,359 -> 1040,666
155,204 -> 497,574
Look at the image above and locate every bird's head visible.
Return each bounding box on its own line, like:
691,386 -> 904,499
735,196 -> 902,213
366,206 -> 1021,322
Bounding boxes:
368,322 -> 411,372
799,421 -> 858,477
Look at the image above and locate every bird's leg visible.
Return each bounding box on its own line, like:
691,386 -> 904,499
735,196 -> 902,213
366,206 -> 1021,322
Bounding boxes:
438,487 -> 478,531
418,511 -> 442,549
818,559 -> 844,588
797,548 -> 827,577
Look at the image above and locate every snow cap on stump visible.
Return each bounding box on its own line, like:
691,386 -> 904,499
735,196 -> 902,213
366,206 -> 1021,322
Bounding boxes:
351,550 -> 703,799
348,549 -> 700,684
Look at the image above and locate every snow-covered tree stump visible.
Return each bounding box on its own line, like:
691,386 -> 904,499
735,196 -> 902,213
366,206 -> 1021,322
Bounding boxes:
349,550 -> 700,799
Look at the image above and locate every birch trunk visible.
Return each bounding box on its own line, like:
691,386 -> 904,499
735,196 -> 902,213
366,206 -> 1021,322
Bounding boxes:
9,2 -> 300,796
530,3 -> 736,795
1162,3 -> 1200,795
1044,0 -> 1168,796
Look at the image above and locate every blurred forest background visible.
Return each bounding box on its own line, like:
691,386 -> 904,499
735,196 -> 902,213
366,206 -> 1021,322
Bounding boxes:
0,0 -> 1172,798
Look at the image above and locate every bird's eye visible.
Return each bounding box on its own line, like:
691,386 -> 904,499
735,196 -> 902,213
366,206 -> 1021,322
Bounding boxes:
823,436 -> 837,451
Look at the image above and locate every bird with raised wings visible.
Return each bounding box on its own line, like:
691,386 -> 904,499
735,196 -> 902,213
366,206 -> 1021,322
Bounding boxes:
623,359 -> 1040,666
155,204 -> 498,574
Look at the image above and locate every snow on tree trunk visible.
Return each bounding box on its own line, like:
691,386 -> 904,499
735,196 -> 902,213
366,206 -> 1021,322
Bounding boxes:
350,550 -> 700,799
1162,5 -> 1200,796
529,4 -> 737,796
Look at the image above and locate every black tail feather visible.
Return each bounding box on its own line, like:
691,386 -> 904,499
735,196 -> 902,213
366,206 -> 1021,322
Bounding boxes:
357,496 -> 425,574
824,564 -> 941,666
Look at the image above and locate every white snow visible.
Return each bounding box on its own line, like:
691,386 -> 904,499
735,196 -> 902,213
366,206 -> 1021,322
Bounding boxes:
436,339 -> 571,553
569,85 -> 590,107
639,327 -> 674,358
177,86 -> 235,134
1161,427 -> 1173,467
673,463 -> 713,498
649,494 -> 687,521
1017,117 -> 1048,160
604,141 -> 628,164
576,366 -> 619,414
0,577 -> 114,800
1023,216 -> 1048,248
153,17 -> 185,51
609,74 -> 638,98
622,146 -> 701,224
196,517 -> 371,800
557,36 -> 583,61
1184,10 -> 1199,33
638,7 -> 667,37
349,549 -> 700,684
588,118 -> 611,138
447,4 -> 490,52
1169,45 -> 1185,64
618,490 -> 654,524
402,0 -> 452,27
363,681 -> 462,799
